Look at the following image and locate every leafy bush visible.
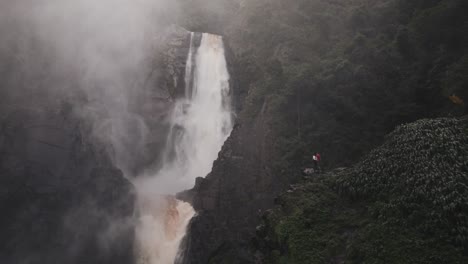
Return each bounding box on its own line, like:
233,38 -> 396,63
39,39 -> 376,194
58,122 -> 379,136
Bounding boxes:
337,117 -> 468,246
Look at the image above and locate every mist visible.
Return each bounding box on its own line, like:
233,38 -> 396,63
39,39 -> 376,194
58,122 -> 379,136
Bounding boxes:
0,0 -> 184,263
3,0 -> 466,263
0,0 -> 238,263
0,0 -> 182,175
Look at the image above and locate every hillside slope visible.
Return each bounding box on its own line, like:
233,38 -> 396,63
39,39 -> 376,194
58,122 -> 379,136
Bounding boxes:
256,116 -> 468,263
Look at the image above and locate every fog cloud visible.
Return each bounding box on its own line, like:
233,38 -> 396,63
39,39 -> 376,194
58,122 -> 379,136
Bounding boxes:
0,0 -> 183,174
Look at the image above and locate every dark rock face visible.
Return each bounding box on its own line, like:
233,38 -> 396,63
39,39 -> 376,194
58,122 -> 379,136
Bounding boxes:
0,107 -> 136,264
130,25 -> 198,174
180,107 -> 295,263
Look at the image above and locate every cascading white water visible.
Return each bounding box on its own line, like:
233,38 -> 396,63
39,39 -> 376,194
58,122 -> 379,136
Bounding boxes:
184,32 -> 195,99
135,32 -> 233,264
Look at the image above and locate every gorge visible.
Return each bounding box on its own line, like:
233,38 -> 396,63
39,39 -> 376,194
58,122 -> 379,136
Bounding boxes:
1,0 -> 468,264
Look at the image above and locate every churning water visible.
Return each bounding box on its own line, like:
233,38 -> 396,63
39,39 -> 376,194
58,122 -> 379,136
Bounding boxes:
135,32 -> 233,264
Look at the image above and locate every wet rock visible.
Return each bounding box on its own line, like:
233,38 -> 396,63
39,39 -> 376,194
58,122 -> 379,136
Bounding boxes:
131,25 -> 201,174
180,104 -> 296,264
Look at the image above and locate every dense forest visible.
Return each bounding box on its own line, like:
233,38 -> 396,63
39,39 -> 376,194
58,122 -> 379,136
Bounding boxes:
222,0 -> 468,169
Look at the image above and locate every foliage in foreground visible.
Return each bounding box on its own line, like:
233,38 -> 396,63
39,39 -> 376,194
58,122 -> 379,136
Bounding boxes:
256,117 -> 468,263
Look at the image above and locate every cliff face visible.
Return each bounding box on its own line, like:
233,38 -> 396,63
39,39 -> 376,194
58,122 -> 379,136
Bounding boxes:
0,106 -> 136,264
180,115 -> 283,263
179,74 -> 299,262
130,25 -> 194,174
0,24 -> 193,263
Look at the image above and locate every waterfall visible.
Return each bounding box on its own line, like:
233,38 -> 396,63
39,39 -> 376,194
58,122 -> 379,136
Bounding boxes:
184,32 -> 195,99
134,32 -> 233,264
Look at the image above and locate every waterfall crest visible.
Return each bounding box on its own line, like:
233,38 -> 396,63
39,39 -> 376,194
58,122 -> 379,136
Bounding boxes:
135,32 -> 233,264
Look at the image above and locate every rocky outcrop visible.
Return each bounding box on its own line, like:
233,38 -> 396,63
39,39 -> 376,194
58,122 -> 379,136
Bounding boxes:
179,99 -> 298,263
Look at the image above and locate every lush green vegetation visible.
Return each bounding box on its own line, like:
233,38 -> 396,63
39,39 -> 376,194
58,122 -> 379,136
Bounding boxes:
256,117 -> 468,263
